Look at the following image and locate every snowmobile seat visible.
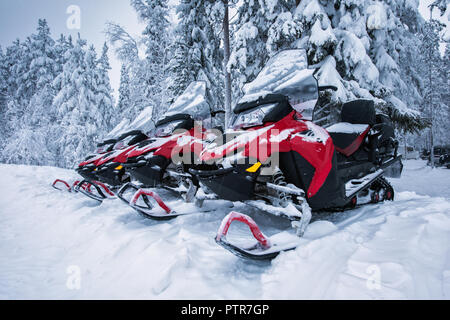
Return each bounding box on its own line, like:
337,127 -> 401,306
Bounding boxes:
326,100 -> 375,157
327,122 -> 370,157
341,100 -> 376,126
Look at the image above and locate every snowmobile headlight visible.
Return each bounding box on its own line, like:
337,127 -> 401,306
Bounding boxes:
230,103 -> 278,130
113,141 -> 125,150
155,120 -> 185,137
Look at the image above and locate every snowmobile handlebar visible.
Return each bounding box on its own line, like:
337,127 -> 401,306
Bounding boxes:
318,85 -> 338,92
211,110 -> 225,117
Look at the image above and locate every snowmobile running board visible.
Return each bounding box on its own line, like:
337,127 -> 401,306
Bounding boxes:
345,169 -> 384,198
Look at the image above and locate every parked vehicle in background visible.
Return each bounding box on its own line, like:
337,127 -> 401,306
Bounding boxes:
423,145 -> 450,167
400,146 -> 420,160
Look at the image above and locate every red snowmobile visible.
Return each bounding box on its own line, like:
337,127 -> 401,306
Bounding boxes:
52,111 -> 154,202
191,50 -> 402,260
116,81 -> 224,219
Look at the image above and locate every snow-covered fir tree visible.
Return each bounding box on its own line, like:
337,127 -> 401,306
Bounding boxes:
229,0 -> 428,132
0,46 -> 7,146
96,42 -> 116,131
131,0 -> 171,120
228,0 -> 301,102
419,18 -> 449,159
168,0 -> 224,110
2,20 -> 58,165
51,37 -> 113,167
117,64 -> 131,113
106,22 -> 151,122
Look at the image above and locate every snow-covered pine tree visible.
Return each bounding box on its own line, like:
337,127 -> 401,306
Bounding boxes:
0,46 -> 7,145
96,42 -> 116,132
0,40 -> 23,152
52,36 -> 111,168
443,42 -> 450,108
289,0 -> 426,132
131,0 -> 171,120
168,0 -> 224,111
106,22 -> 149,121
228,0 -> 301,103
117,64 -> 131,113
419,16 -> 449,162
1,20 -> 58,165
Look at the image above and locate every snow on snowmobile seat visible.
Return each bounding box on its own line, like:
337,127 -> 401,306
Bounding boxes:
327,123 -> 370,157
327,100 -> 375,157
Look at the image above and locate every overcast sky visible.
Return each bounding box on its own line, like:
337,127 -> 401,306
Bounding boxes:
0,0 -> 448,102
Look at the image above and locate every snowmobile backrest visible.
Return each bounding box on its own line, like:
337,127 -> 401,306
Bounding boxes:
341,100 -> 376,126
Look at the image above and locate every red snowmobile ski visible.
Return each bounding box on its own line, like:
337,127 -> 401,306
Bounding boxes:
116,82 -> 224,219
191,50 -> 402,260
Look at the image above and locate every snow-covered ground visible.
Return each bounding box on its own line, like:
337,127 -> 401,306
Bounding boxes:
0,160 -> 449,299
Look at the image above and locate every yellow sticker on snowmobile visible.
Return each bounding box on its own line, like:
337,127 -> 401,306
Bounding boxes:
246,162 -> 262,173
115,165 -> 123,170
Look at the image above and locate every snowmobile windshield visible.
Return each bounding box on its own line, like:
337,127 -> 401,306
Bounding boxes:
164,81 -> 212,121
103,106 -> 156,140
125,106 -> 156,136
238,49 -> 318,121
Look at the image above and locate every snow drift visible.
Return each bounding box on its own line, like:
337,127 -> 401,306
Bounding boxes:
0,160 -> 449,299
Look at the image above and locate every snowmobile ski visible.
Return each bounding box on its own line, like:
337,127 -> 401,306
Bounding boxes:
117,182 -> 215,220
73,180 -> 116,202
215,211 -> 301,260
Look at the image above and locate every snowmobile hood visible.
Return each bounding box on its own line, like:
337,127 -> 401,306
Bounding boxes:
239,49 -> 318,121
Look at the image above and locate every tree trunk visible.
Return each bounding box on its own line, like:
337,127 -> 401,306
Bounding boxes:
223,0 -> 232,129
428,11 -> 435,168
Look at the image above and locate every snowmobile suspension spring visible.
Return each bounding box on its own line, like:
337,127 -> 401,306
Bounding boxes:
273,169 -> 291,205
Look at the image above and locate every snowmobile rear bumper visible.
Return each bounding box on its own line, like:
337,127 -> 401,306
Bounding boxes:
191,165 -> 256,202
380,155 -> 403,178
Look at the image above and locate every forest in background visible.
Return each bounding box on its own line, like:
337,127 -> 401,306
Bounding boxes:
0,0 -> 449,168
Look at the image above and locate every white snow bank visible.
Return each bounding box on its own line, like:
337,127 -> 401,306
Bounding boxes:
0,159 -> 449,299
